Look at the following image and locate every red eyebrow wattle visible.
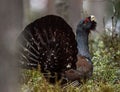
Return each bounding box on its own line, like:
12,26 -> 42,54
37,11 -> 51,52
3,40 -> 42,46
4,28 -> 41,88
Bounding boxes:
84,18 -> 90,23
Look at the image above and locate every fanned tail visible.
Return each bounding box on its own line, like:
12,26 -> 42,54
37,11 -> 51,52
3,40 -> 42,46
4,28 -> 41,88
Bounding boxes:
16,15 -> 78,84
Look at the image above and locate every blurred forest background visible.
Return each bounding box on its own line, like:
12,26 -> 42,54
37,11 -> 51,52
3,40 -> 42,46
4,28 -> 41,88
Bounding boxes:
0,0 -> 120,92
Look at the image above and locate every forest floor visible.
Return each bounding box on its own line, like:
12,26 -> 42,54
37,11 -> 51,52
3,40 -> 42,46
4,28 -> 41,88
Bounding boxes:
20,34 -> 120,92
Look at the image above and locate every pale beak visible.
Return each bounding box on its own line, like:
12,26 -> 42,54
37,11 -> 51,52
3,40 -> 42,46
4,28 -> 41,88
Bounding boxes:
90,15 -> 96,22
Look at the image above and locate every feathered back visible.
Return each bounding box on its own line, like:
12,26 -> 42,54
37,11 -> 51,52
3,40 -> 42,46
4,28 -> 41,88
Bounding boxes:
17,15 -> 78,83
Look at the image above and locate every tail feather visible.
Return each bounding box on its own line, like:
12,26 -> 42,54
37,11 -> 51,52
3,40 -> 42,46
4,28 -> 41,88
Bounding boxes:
16,15 -> 78,83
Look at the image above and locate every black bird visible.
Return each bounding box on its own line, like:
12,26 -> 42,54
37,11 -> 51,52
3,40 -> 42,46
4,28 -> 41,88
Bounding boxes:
65,15 -> 96,83
16,15 -> 97,84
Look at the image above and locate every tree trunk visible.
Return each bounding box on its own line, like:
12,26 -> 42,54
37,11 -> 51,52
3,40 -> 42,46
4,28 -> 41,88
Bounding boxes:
68,0 -> 83,32
47,0 -> 56,14
55,0 -> 83,32
83,0 -> 107,31
0,0 -> 23,92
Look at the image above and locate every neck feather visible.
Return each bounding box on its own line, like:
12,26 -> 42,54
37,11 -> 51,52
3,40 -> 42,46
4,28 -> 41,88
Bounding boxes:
76,26 -> 91,61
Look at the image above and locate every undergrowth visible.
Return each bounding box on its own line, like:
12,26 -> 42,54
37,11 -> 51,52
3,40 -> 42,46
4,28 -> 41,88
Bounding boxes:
20,32 -> 120,92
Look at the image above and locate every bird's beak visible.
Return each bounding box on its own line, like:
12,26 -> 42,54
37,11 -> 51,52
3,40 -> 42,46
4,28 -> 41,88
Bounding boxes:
90,15 -> 96,22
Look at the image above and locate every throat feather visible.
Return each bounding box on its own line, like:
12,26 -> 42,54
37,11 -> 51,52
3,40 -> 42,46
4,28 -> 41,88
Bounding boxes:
76,29 -> 91,61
